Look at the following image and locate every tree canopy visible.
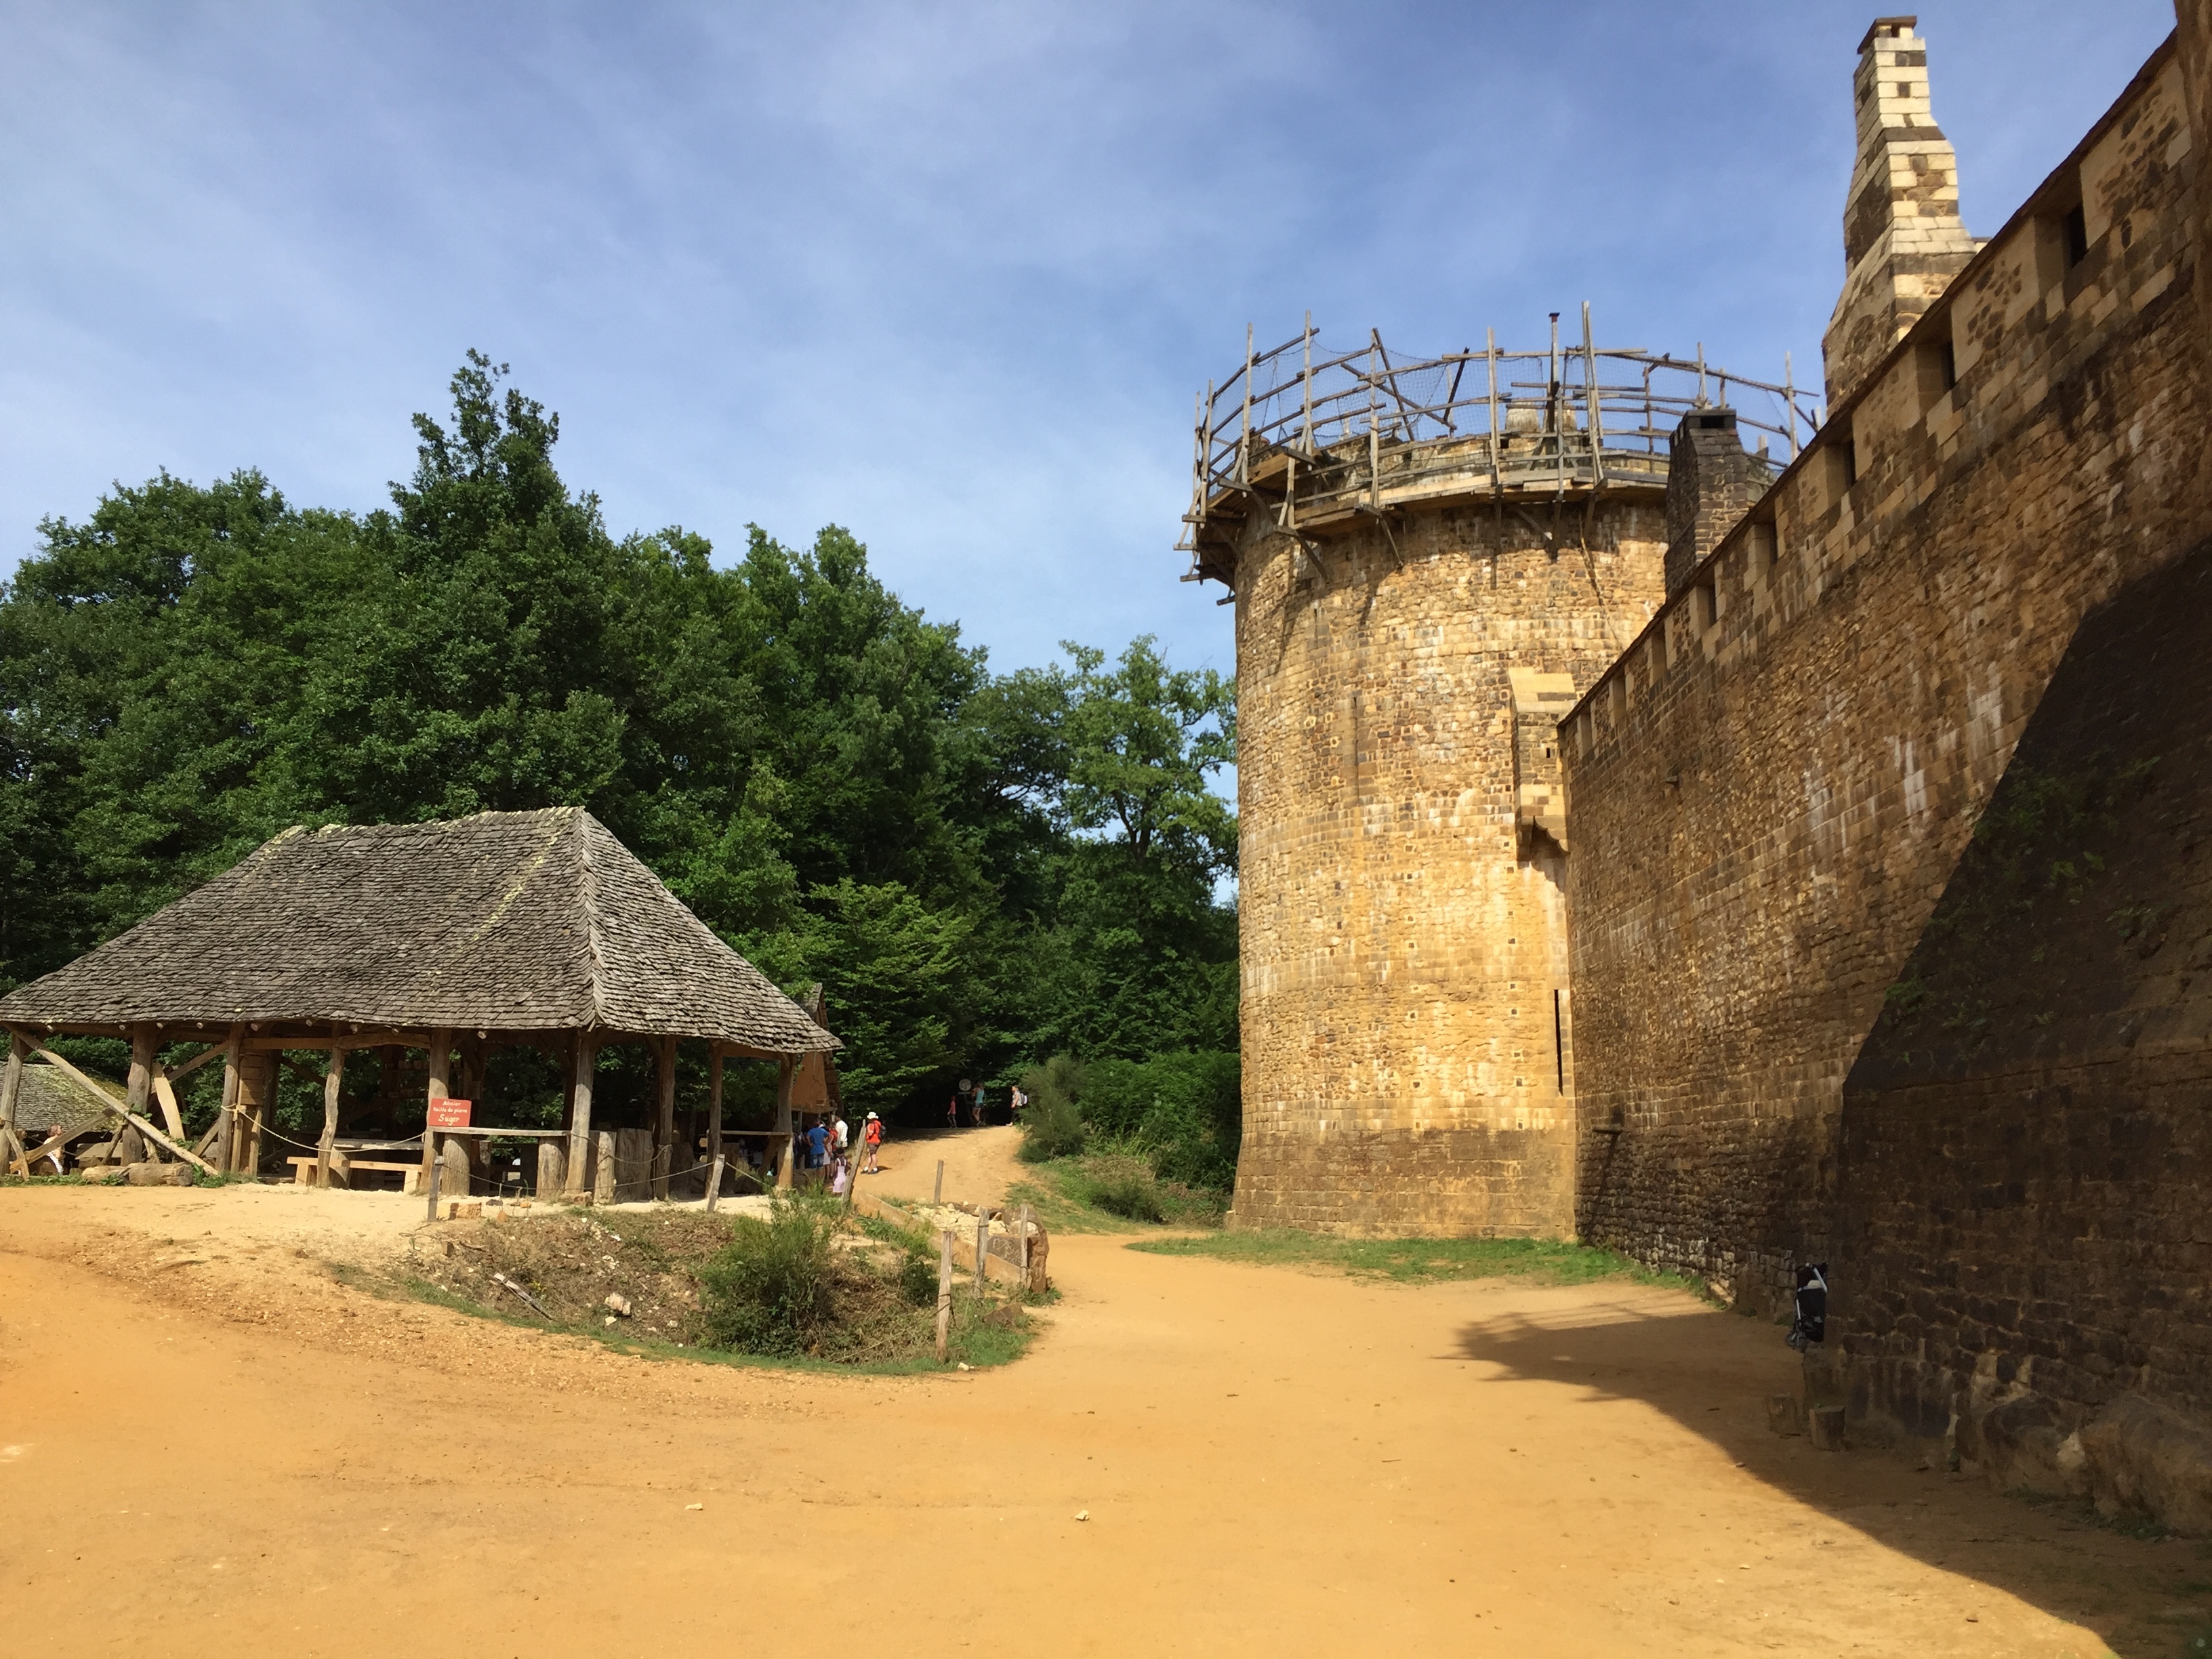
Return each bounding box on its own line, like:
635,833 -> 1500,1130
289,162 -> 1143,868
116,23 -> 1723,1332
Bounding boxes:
0,354 -> 1237,1128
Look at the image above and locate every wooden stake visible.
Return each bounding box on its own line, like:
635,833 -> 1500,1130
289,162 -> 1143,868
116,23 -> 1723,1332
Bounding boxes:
933,1159 -> 944,1204
315,1042 -> 344,1189
652,1034 -> 676,1202
594,1130 -> 616,1206
424,1147 -> 442,1224
705,1153 -> 727,1214
1019,1203 -> 1031,1278
974,1212 -> 988,1295
935,1230 -> 954,1362
564,1033 -> 596,1196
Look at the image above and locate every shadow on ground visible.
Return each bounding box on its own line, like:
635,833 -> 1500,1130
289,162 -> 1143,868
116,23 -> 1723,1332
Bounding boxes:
1454,1296 -> 2212,1658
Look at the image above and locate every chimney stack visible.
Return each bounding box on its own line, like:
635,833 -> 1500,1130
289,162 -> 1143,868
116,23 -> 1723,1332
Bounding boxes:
1821,16 -> 1976,410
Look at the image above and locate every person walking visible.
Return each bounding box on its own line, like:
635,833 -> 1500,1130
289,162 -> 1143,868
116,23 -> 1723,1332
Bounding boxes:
862,1111 -> 883,1174
946,1094 -> 960,1130
805,1117 -> 827,1173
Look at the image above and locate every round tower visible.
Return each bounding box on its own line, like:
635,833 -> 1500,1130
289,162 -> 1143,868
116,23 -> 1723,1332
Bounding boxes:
1183,317 -> 1798,1235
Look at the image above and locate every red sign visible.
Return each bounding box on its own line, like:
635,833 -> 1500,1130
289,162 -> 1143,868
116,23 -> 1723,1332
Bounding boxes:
427,1098 -> 473,1129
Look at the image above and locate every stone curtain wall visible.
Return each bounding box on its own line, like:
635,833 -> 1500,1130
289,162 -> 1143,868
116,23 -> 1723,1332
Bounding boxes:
1561,40 -> 2208,1311
1231,499 -> 1665,1235
1831,547 -> 2212,1517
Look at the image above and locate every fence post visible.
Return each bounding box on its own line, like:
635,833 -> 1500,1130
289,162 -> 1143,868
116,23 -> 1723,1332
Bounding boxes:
705,1153 -> 727,1214
933,1159 -> 944,1204
974,1212 -> 988,1294
935,1231 -> 954,1362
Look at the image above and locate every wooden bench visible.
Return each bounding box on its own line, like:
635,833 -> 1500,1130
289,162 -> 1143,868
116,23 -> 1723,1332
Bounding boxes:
287,1155 -> 424,1193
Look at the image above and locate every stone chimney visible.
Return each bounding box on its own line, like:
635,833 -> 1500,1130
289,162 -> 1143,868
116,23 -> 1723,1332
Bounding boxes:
1664,407 -> 1761,598
1821,16 -> 1977,410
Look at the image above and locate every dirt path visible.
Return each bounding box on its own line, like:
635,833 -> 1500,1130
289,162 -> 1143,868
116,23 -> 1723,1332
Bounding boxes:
0,1182 -> 2198,1657
865,1122 -> 1029,1209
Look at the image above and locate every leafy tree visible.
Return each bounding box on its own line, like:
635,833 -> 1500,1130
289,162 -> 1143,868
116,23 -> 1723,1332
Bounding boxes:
0,355 -> 1242,1156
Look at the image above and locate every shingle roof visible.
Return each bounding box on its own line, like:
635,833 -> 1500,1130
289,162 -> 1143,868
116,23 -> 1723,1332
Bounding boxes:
9,1065 -> 109,1141
0,808 -> 838,1051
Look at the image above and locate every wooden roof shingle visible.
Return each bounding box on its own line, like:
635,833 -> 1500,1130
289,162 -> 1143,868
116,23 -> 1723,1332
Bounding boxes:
0,808 -> 837,1052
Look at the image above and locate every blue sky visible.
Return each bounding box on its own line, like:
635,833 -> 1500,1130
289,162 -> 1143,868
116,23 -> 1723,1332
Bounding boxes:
1,1 -> 2177,679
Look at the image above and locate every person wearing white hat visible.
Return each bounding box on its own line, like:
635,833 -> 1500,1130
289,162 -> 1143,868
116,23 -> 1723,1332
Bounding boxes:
862,1111 -> 884,1174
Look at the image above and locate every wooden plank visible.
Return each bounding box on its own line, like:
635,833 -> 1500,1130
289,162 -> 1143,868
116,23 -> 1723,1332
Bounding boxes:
6,1037 -> 218,1176
164,1042 -> 227,1084
150,1067 -> 185,1141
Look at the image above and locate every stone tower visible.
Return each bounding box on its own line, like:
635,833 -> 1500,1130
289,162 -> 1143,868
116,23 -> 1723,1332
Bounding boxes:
1823,16 -> 1977,407
1182,328 -> 1790,1235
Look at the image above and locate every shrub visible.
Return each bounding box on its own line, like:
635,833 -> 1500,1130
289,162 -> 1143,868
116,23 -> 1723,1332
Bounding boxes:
896,1245 -> 941,1307
1017,1054 -> 1088,1163
698,1191 -> 838,1355
1070,1152 -> 1166,1222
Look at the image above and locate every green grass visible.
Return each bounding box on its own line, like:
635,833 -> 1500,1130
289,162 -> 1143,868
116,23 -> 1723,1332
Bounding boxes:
1126,1227 -> 1711,1290
1004,1153 -> 1227,1235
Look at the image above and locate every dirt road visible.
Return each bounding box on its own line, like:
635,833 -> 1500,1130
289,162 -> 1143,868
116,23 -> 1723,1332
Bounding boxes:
0,1155 -> 2196,1657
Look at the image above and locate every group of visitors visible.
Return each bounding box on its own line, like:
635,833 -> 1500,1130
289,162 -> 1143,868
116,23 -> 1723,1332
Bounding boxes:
798,1108 -> 883,1193
944,1080 -> 1028,1128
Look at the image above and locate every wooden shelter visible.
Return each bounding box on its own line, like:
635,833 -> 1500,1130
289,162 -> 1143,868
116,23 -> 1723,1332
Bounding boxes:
0,808 -> 837,1197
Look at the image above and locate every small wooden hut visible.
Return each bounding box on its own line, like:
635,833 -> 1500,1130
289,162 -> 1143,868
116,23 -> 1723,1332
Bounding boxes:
0,807 -> 837,1197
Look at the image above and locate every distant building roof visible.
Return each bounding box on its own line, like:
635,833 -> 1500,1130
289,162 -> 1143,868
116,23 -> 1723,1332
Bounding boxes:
0,808 -> 836,1052
9,1063 -> 109,1141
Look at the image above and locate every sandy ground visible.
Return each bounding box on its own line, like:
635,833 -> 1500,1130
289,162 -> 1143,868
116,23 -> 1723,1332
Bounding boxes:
1,1132 -> 2202,1658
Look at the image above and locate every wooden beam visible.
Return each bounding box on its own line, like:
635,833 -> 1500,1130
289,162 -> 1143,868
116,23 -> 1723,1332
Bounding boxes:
163,1042 -> 227,1084
13,1039 -> 217,1176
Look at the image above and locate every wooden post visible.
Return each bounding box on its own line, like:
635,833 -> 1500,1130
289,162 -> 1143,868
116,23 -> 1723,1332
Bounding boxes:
935,1230 -> 954,1362
424,1149 -> 442,1224
0,1033 -> 24,1142
705,1153 -> 727,1213
1019,1202 -> 1031,1278
974,1212 -> 988,1295
126,1025 -> 160,1146
315,1042 -> 344,1188
565,1033 -> 596,1197
594,1129 -> 616,1206
237,1049 -> 272,1176
419,1029 -> 451,1195
652,1035 -> 676,1201
773,1057 -> 795,1191
217,1026 -> 243,1173
0,1033 -> 23,1177
933,1159 -> 944,1204
707,1048 -> 724,1182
